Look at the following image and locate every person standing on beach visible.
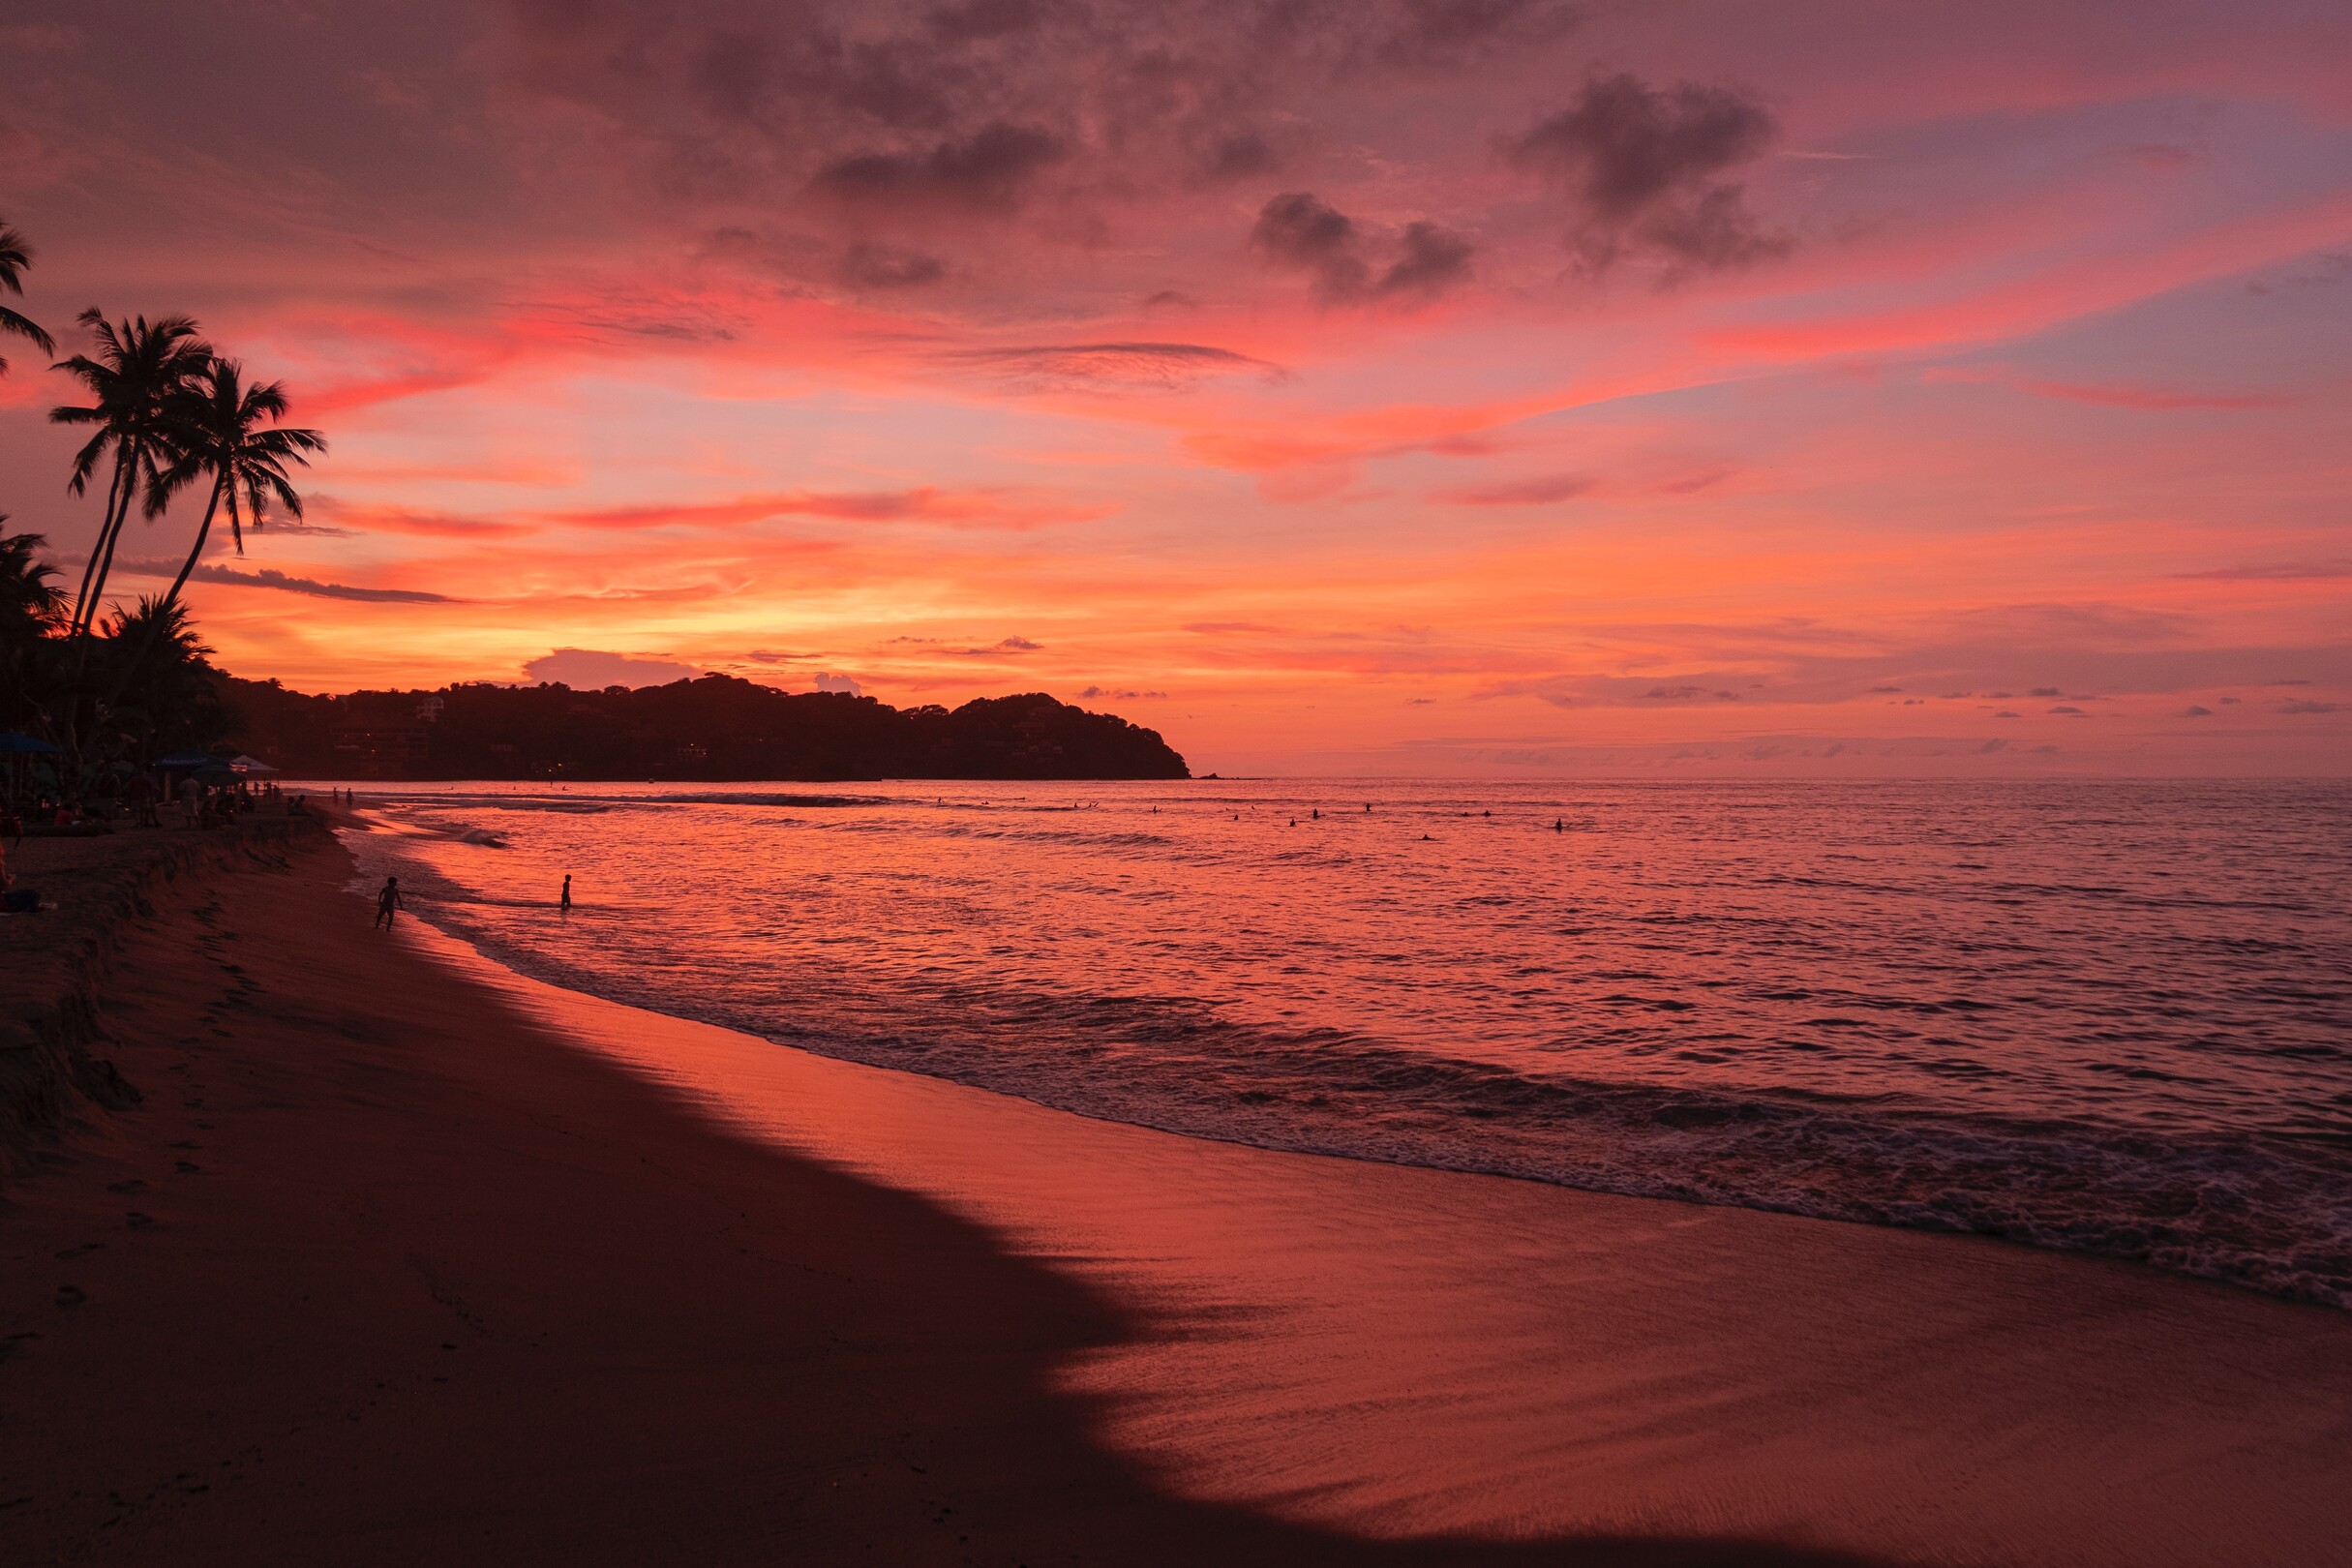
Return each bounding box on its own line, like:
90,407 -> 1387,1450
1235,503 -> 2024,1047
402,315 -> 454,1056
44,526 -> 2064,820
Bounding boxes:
374,876 -> 404,929
559,873 -> 572,915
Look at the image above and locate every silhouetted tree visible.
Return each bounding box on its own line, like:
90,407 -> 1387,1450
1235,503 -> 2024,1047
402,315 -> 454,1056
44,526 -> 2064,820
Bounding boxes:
48,311 -> 211,639
0,526 -> 66,634
0,525 -> 67,734
98,594 -> 226,758
0,219 -> 54,375
114,358 -> 323,701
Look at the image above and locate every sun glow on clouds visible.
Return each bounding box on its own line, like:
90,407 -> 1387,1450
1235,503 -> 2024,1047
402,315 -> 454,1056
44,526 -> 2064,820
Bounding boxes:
0,0 -> 2348,772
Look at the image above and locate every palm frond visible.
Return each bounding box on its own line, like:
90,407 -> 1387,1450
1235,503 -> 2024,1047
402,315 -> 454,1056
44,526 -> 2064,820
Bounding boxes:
0,222 -> 32,292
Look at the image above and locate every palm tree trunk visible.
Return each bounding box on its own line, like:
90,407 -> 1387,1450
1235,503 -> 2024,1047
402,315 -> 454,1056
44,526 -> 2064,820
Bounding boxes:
75,437 -> 139,642
159,479 -> 225,617
68,451 -> 131,636
105,477 -> 223,711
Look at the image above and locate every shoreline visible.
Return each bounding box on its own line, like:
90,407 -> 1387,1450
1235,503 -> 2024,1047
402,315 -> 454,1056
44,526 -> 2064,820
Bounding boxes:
336,784 -> 2352,1315
3,826 -> 2349,1563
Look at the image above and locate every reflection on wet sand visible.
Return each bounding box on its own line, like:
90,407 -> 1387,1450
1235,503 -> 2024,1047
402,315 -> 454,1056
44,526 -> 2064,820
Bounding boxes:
433,920 -> 2352,1567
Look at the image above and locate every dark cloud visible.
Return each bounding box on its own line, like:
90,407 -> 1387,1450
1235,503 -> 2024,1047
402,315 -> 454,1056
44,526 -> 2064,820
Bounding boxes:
2177,705 -> 2213,716
2278,699 -> 2341,714
1252,192 -> 1370,302
1636,184 -> 1787,270
195,565 -> 457,604
814,122 -> 1066,215
1507,74 -> 1783,273
505,0 -> 1583,258
948,340 -> 1282,390
1378,221 -> 1476,299
1078,683 -> 1167,700
118,558 -> 458,604
1510,75 -> 1775,220
1252,194 -> 1473,305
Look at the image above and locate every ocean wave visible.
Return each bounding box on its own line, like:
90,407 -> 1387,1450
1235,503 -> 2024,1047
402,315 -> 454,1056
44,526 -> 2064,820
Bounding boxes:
799,1015 -> 2352,1310
405,902 -> 2352,1311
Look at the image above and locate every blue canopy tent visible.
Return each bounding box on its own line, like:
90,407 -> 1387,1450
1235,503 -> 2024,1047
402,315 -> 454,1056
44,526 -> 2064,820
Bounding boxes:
0,732 -> 61,754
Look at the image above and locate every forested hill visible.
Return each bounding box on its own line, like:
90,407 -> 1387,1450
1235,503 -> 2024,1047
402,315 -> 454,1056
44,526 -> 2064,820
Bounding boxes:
222,674 -> 1191,781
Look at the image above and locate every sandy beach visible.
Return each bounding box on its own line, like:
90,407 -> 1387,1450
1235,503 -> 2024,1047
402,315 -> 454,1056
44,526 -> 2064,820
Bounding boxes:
4,822 -> 2349,1567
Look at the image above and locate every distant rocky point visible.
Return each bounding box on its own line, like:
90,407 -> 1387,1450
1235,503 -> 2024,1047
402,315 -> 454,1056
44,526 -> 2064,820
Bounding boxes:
223,673 -> 1189,781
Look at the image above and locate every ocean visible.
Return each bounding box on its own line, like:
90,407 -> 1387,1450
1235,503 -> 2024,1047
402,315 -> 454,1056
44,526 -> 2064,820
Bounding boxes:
339,778 -> 2352,1307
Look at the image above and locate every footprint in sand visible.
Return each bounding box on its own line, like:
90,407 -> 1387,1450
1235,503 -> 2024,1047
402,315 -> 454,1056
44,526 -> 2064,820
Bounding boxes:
54,1243 -> 106,1261
54,1285 -> 85,1309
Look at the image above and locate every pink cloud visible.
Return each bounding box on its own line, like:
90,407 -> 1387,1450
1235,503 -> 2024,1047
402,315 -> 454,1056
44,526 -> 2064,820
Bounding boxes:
535,489 -> 1109,531
2017,380 -> 2295,411
1434,474 -> 1594,505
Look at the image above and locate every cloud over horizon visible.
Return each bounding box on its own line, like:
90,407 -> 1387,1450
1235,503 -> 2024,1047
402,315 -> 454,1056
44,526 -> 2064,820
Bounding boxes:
523,648 -> 705,689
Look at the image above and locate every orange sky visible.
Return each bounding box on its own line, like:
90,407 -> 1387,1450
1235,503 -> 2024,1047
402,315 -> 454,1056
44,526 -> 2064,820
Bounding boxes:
2,0 -> 2347,773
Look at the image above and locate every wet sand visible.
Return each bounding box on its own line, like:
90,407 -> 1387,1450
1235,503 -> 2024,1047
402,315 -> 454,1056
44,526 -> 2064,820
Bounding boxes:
3,828 -> 2348,1565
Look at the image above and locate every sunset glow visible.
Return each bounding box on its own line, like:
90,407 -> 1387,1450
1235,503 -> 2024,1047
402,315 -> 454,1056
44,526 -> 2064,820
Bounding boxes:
3,0 -> 2347,773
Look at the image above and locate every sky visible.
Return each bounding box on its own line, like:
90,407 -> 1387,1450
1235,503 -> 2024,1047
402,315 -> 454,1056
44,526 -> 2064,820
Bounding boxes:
1,0 -> 2347,776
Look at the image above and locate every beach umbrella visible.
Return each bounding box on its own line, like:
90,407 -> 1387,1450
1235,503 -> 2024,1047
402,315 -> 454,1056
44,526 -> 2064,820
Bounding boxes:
151,750 -> 217,769
0,732 -> 61,754
227,754 -> 279,777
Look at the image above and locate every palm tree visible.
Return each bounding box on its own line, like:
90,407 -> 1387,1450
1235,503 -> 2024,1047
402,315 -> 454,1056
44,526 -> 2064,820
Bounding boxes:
0,525 -> 66,633
98,594 -> 226,756
156,356 -> 324,567
0,219 -> 53,376
48,311 -> 212,641
0,523 -> 67,735
111,358 -> 322,697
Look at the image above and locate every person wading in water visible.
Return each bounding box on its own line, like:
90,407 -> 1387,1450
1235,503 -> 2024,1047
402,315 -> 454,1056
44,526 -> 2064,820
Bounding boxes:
374,876 -> 404,930
559,873 -> 572,915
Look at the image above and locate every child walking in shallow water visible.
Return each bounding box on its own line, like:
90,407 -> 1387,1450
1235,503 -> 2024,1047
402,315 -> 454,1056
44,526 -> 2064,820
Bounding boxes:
374,876 -> 403,929
559,873 -> 572,914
